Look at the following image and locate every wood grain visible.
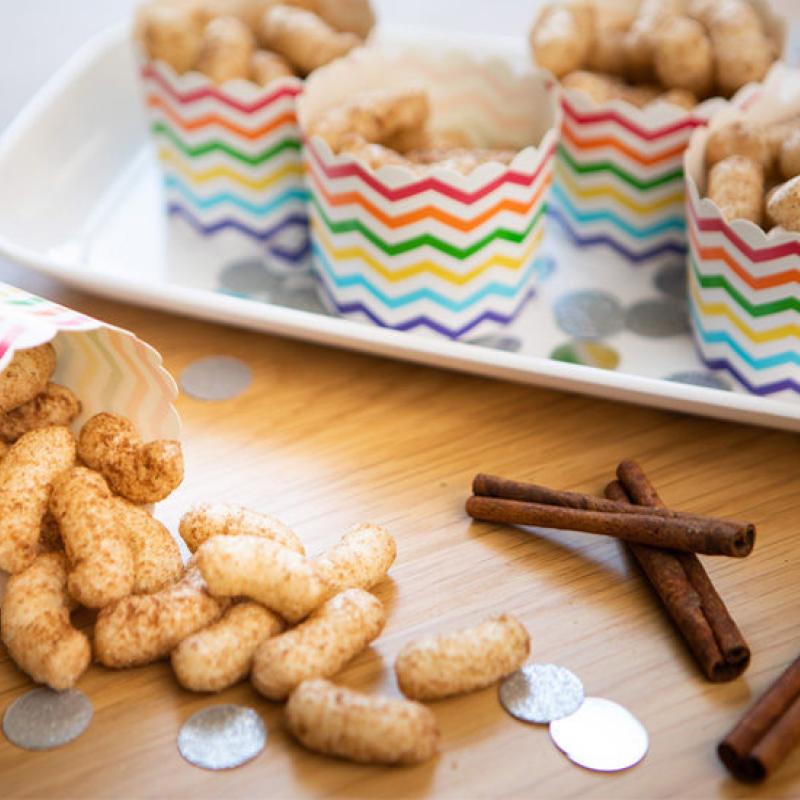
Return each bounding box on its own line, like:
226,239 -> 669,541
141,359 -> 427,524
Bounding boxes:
0,265 -> 798,798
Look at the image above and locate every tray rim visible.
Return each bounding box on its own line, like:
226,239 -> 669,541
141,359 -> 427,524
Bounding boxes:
0,23 -> 798,432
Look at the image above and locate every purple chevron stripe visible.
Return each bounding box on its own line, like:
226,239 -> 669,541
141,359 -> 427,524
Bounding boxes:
313,276 -> 536,339
692,338 -> 800,396
549,207 -> 687,262
168,202 -> 308,242
268,238 -> 312,264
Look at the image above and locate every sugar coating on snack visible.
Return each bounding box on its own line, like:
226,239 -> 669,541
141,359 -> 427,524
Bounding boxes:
530,2 -> 594,79
654,16 -> 713,97
286,679 -> 439,765
78,413 -> 183,504
171,601 -> 284,692
395,614 -> 531,701
707,155 -> 764,225
1,552 -> 91,690
0,426 -> 76,574
179,502 -> 305,555
195,14 -> 255,83
196,534 -> 327,623
0,383 -> 81,443
0,344 -> 56,414
315,522 -> 396,598
767,175 -> 800,232
114,498 -> 184,594
705,120 -> 773,173
251,588 -> 385,700
136,2 -> 205,74
94,567 -> 227,668
49,467 -> 136,608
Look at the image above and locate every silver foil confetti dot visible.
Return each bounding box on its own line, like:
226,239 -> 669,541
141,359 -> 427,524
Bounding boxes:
499,663 -> 584,724
470,334 -> 523,353
666,371 -> 730,391
554,291 -> 625,340
549,696 -> 649,772
625,298 -> 690,338
654,262 -> 687,299
181,356 -> 252,402
177,705 -> 266,770
218,259 -> 276,297
3,688 -> 92,750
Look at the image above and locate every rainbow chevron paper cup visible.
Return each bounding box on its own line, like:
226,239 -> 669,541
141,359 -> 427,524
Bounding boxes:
0,283 -> 179,437
139,58 -> 309,270
297,48 -> 559,339
685,66 -> 800,399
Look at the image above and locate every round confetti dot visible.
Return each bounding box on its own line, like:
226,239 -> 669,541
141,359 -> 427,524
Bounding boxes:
554,291 -> 625,340
218,260 -> 276,297
625,298 -> 690,338
654,262 -> 688,299
535,255 -> 557,282
666,371 -> 731,390
470,335 -> 523,353
549,697 -> 648,772
3,688 -> 92,750
550,341 -> 620,370
181,356 -> 252,402
178,705 -> 266,770
499,664 -> 585,724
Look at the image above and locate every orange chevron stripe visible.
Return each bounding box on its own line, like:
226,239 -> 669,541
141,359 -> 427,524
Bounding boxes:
562,121 -> 688,167
146,93 -> 297,140
307,166 -> 552,232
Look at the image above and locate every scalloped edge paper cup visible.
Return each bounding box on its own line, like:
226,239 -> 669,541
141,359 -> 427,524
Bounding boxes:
297,46 -> 560,340
138,54 -> 309,272
685,64 -> 800,400
0,282 -> 180,438
543,0 -> 785,267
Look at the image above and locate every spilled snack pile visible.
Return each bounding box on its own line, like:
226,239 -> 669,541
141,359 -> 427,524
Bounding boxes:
703,117 -> 800,231
530,0 -> 779,110
135,0 -> 375,84
0,343 -> 533,768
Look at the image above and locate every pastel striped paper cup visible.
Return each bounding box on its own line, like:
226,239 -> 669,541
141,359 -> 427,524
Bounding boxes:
0,283 -> 180,438
297,48 -> 559,340
547,0 -> 784,267
685,66 -> 800,399
139,58 -> 309,271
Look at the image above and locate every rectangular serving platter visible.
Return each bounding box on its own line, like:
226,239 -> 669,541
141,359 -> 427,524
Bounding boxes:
0,22 -> 798,431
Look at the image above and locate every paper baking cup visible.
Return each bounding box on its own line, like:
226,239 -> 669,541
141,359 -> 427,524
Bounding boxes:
139,58 -> 309,270
0,282 -> 180,437
298,48 -> 559,340
545,0 -> 784,266
685,65 -> 800,399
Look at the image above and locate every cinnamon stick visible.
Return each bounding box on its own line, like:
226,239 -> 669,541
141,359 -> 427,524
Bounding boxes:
465,495 -> 754,557
718,654 -> 800,782
606,463 -> 749,682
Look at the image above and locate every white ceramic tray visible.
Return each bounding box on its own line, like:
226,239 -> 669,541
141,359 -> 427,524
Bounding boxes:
0,23 -> 798,431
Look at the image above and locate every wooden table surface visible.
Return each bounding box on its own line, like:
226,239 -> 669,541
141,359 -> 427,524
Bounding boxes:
0,262 -> 798,799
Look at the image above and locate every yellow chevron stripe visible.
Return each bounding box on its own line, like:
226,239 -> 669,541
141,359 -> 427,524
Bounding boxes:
691,283 -> 800,343
158,148 -> 304,190
312,222 -> 544,285
556,164 -> 685,215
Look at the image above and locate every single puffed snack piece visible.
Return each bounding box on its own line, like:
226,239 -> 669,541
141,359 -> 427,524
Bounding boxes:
562,71 -> 661,108
137,2 -> 205,74
179,502 -> 305,554
195,15 -> 255,83
171,601 -> 284,692
78,413 -> 183,503
707,155 -> 764,225
250,49 -> 294,85
310,88 -> 430,154
624,0 -> 686,83
115,499 -> 184,594
1,553 -> 91,690
49,467 -> 135,608
395,614 -> 530,701
286,679 -> 439,766
0,343 -> 56,414
766,175 -> 800,232
251,588 -> 384,700
586,27 -> 627,76
306,0 -> 375,39
529,2 -> 594,79
0,383 -> 81,443
653,16 -> 713,98
0,426 -> 76,574
383,126 -> 473,154
779,129 -> 800,181
258,5 -> 359,76
705,120 -> 773,173
315,523 -> 396,598
196,534 -> 327,623
94,567 -> 227,668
